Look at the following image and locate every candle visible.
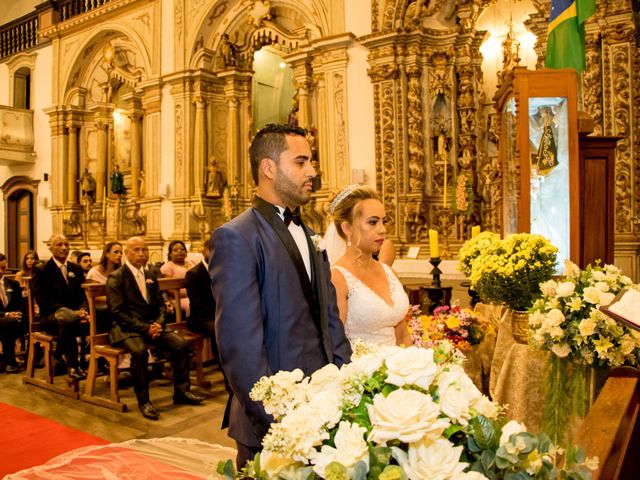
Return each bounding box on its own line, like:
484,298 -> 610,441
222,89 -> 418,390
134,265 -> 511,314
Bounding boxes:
196,186 -> 205,213
102,187 -> 107,219
429,229 -> 439,258
471,226 -> 481,239
443,158 -> 448,206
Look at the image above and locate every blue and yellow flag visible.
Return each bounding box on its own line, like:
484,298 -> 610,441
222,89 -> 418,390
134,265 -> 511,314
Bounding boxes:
545,0 -> 596,72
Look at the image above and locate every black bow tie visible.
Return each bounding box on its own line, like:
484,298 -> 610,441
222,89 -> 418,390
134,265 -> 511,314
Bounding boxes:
283,207 -> 302,227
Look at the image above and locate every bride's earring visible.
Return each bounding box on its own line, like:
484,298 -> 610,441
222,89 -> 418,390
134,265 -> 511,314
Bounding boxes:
347,236 -> 352,247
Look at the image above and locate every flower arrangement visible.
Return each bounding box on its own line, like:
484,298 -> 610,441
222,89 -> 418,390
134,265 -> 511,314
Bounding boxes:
469,233 -> 558,311
452,174 -> 474,217
529,260 -> 639,367
218,343 -> 597,480
408,305 -> 490,353
528,260 -> 640,445
458,231 -> 501,278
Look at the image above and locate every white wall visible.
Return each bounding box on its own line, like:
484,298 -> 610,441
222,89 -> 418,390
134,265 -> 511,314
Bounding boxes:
0,0 -> 40,26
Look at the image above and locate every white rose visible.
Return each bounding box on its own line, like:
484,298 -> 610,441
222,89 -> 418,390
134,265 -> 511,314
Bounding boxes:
556,282 -> 576,298
311,421 -> 369,477
391,439 -> 467,480
341,352 -> 385,380
545,308 -> 565,326
539,279 -> 558,297
619,334 -> 637,355
595,281 -> 610,292
499,420 -> 527,446
583,287 -> 602,304
368,389 -> 449,444
308,390 -> 343,428
529,311 -> 544,328
599,291 -> 615,306
470,395 -> 501,419
385,346 -> 437,389
260,450 -> 298,478
578,317 -> 597,337
551,343 -> 571,358
279,406 -> 329,461
436,365 -> 482,425
592,270 -> 607,282
308,364 -> 342,397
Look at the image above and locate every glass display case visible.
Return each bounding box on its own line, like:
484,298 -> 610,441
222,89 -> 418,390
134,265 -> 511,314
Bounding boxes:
494,67 -> 579,267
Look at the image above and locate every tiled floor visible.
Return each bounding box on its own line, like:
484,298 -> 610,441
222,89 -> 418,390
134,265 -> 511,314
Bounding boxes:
0,364 -> 235,449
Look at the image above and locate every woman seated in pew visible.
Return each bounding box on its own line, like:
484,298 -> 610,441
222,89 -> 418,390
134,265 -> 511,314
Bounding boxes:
14,250 -> 40,288
160,240 -> 194,317
86,242 -> 123,333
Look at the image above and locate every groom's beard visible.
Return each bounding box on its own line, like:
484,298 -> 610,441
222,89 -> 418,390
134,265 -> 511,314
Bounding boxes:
274,167 -> 312,207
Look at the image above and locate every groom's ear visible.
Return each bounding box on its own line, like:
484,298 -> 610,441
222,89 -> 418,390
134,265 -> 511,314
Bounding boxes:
260,158 -> 276,180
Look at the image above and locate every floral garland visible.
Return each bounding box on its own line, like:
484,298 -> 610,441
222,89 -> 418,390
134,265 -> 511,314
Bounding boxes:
218,343 -> 597,480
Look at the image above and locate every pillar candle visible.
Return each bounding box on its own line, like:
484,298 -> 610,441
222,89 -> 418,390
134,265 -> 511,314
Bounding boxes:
429,229 -> 439,258
471,226 -> 481,238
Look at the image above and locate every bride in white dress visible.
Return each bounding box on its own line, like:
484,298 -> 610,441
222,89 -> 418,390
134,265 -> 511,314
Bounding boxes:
326,185 -> 411,346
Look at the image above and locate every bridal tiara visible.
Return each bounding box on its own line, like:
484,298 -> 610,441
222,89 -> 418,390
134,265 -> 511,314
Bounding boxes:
329,184 -> 361,215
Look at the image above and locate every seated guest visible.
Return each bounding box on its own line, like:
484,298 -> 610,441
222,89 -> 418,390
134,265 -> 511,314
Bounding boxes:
32,235 -> 89,380
184,241 -> 229,391
76,252 -> 93,279
15,250 -> 40,288
87,242 -> 123,283
160,240 -> 194,317
68,250 -> 82,264
106,236 -> 205,420
0,253 -> 25,373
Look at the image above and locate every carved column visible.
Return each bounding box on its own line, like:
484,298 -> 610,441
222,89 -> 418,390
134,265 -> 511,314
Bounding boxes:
44,106 -> 66,230
95,118 -> 109,203
129,110 -> 143,198
140,79 -> 163,241
193,94 -> 207,192
289,54 -> 313,129
583,30 -> 603,135
66,120 -> 79,204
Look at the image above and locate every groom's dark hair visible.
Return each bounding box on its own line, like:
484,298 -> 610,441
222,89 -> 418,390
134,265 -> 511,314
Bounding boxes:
250,124 -> 307,185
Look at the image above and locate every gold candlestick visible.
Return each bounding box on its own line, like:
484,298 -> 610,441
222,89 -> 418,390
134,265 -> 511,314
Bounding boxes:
435,205 -> 455,260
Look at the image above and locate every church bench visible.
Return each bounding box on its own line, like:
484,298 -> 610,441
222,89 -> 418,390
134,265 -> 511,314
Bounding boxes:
22,277 -> 80,399
577,366 -> 640,479
157,277 -> 210,388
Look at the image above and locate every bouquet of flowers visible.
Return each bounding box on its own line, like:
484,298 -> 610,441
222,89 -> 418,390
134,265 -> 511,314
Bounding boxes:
458,231 -> 501,278
408,305 -> 490,353
469,233 -> 558,311
528,260 -> 640,445
529,260 -> 640,367
218,342 -> 597,480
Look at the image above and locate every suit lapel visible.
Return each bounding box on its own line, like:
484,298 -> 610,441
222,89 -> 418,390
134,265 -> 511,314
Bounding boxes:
125,264 -> 147,304
253,197 -> 317,313
48,259 -> 68,293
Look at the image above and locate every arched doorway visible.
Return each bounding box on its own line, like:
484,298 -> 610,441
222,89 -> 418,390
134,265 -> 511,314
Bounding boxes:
1,176 -> 39,268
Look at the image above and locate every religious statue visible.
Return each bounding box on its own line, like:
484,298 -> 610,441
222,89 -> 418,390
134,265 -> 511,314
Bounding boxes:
219,34 -> 237,68
435,124 -> 450,161
138,170 -> 146,198
533,106 -> 559,175
110,164 -> 126,195
78,168 -> 96,204
205,157 -> 226,197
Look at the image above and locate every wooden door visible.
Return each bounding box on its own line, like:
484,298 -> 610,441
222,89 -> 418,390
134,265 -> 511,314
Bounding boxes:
7,190 -> 33,269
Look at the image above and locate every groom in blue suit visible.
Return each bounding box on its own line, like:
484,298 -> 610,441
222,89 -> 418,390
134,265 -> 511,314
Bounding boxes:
210,124 -> 352,467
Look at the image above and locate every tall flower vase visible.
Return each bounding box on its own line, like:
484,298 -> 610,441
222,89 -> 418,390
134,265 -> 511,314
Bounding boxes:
510,310 -> 530,344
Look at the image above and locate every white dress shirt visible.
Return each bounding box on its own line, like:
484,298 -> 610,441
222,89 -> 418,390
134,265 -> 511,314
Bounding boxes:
275,205 -> 311,279
126,260 -> 148,302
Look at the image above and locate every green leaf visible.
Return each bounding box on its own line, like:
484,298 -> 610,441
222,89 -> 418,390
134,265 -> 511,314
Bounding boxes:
216,459 -> 236,479
480,449 -> 496,470
369,445 -> 392,469
444,423 -> 463,439
469,415 -> 499,450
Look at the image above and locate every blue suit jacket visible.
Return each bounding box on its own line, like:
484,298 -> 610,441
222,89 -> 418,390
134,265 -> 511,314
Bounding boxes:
210,197 -> 351,447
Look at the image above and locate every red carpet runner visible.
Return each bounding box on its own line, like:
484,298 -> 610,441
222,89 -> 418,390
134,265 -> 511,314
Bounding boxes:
0,402 -> 108,477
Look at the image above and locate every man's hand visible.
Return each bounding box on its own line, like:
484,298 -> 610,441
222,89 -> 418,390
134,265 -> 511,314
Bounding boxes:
5,311 -> 21,320
78,308 -> 90,323
148,322 -> 163,339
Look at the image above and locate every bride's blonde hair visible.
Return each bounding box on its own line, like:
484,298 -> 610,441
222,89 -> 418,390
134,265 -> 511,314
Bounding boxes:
330,185 -> 380,242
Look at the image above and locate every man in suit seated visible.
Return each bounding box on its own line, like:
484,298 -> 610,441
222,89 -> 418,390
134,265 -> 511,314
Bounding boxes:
106,236 -> 205,420
184,240 -> 229,391
32,234 -> 89,380
0,253 -> 26,373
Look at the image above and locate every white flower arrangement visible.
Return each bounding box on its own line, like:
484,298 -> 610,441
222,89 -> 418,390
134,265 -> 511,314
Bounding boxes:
219,343 -> 597,480
68,271 -> 76,278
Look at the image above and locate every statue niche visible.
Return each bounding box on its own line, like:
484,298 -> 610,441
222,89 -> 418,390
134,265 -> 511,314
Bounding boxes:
205,156 -> 227,198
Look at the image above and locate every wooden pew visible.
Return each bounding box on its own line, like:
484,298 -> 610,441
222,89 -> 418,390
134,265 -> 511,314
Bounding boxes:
158,277 -> 210,388
80,282 -> 127,411
577,366 -> 640,479
22,277 -> 80,398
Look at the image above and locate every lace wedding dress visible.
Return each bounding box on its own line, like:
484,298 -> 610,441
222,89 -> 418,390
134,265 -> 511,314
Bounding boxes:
332,263 -> 410,346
